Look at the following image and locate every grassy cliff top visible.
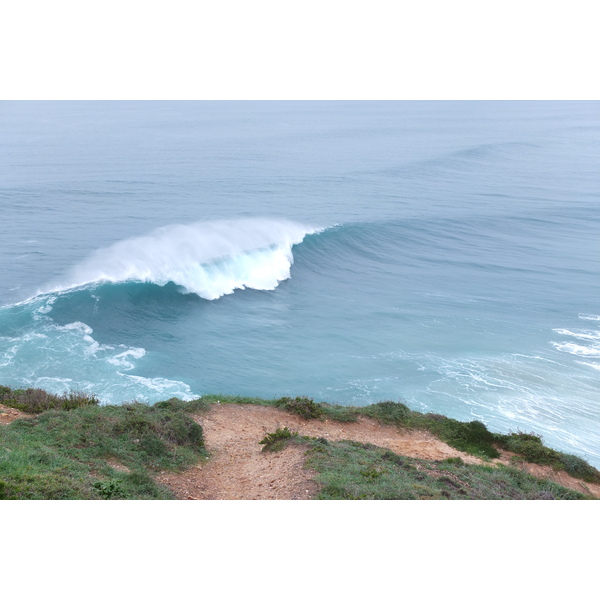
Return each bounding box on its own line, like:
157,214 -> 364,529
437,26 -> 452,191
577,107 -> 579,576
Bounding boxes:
1,387 -> 598,500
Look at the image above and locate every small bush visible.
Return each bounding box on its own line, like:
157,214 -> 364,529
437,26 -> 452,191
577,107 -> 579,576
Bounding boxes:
275,396 -> 323,419
500,432 -> 559,464
497,431 -> 600,483
0,386 -> 99,414
319,404 -> 359,422
158,412 -> 204,446
432,419 -> 500,459
93,479 -> 128,500
138,433 -> 168,457
259,427 -> 298,452
558,453 -> 600,483
360,401 -> 411,425
154,397 -> 189,411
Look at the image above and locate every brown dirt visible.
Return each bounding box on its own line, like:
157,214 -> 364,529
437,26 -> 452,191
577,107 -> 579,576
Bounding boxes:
157,403 -> 600,500
157,403 -> 482,500
0,403 -> 32,425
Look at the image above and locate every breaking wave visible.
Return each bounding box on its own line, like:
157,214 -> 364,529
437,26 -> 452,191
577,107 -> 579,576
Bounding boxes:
38,219 -> 321,300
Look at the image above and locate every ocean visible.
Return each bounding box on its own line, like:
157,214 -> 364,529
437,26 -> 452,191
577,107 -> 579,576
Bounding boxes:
1,100 -> 598,466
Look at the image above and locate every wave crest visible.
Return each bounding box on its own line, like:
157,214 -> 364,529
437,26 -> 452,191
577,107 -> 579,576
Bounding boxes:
43,219 -> 320,300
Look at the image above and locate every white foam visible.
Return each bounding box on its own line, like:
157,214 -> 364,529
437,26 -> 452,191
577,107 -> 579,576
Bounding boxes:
34,296 -> 57,316
106,347 -> 147,371
58,321 -> 93,335
118,373 -> 195,401
0,307 -> 190,404
40,218 -> 320,301
552,341 -> 600,357
553,328 -> 600,342
576,361 -> 600,371
579,313 -> 600,321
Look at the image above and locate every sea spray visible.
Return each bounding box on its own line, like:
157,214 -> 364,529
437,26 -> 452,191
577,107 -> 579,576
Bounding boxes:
40,219 -> 320,300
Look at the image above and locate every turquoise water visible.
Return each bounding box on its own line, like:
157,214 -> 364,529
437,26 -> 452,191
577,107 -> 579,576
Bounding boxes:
1,101 -> 599,465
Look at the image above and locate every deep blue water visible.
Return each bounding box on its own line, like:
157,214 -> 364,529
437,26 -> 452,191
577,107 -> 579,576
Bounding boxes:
1,101 -> 599,465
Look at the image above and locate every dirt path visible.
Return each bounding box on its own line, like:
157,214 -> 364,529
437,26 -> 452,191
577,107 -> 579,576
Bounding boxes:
157,403 -> 600,500
3,401 -> 598,499
156,403 -> 487,500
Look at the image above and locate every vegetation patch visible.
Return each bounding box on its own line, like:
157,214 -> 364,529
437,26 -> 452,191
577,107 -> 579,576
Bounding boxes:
318,403 -> 360,422
495,431 -> 600,484
303,439 -> 590,500
153,396 -> 211,414
424,417 -> 500,459
259,427 -> 299,452
0,386 -> 99,414
0,399 -> 206,500
2,388 -> 599,499
358,400 -> 499,459
360,401 -> 412,425
275,396 -> 324,419
207,395 -> 599,479
200,394 -> 273,407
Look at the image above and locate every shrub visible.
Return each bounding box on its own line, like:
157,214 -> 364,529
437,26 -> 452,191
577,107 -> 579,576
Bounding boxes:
0,386 -> 99,414
498,431 -> 600,483
259,427 -> 298,452
360,401 -> 411,425
319,404 -> 359,422
275,396 -> 323,419
500,432 -> 559,464
558,453 -> 600,483
157,411 -> 204,446
93,479 -> 128,500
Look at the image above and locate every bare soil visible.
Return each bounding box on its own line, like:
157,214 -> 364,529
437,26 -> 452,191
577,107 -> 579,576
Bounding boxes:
0,403 -> 32,425
156,403 -> 600,500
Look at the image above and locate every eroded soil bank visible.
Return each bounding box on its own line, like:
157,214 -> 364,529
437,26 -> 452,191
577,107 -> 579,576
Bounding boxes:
155,403 -> 600,500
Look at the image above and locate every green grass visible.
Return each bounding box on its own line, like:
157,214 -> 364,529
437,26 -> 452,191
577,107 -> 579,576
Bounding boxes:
200,394 -> 274,407
264,397 -> 600,480
2,387 -> 599,500
0,399 -> 206,500
357,401 -> 501,459
494,431 -> 600,484
300,438 -> 590,500
204,394 -> 599,482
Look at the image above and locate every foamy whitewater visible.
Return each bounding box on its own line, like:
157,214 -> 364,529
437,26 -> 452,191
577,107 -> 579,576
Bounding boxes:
1,101 -> 599,466
42,218 -> 318,299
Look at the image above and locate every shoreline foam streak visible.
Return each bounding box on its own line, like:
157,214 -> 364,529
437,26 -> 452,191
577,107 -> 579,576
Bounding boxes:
41,219 -> 320,300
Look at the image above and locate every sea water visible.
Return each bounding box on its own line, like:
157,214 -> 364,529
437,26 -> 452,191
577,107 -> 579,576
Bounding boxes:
1,101 -> 598,466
